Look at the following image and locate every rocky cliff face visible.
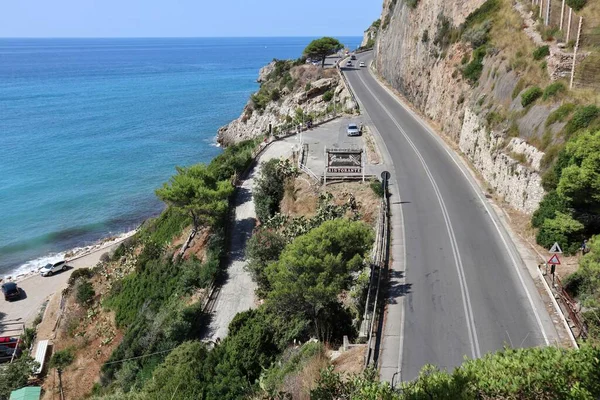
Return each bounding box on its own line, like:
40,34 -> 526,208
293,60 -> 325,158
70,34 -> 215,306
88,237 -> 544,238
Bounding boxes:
217,61 -> 355,146
372,0 -> 568,214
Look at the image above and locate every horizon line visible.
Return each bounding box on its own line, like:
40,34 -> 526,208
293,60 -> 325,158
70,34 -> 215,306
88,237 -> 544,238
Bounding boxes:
0,35 -> 363,39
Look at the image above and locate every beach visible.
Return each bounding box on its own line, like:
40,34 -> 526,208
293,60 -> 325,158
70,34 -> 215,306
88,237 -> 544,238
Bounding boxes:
0,232 -> 133,335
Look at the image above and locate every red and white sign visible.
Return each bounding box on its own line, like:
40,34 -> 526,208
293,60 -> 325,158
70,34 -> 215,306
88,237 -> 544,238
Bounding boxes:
547,254 -> 561,265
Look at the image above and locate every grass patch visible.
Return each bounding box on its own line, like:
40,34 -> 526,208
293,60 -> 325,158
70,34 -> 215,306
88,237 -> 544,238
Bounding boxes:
542,82 -> 566,100
462,45 -> 487,84
533,45 -> 550,60
546,103 -> 576,126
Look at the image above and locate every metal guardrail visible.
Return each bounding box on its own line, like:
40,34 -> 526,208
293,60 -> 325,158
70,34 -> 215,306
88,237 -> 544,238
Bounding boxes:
298,143 -> 321,184
364,182 -> 390,367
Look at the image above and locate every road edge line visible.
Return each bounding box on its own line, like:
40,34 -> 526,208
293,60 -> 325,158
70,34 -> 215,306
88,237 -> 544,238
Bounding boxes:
366,63 -> 552,347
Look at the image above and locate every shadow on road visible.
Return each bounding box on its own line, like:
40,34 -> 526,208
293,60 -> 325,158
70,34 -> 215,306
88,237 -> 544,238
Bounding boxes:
387,270 -> 412,305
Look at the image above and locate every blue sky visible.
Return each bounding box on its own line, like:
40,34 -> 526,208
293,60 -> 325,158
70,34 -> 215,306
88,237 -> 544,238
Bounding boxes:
1,0 -> 380,38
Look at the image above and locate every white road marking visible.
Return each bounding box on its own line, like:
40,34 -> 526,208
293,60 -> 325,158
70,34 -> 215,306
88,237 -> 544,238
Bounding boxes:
363,60 -> 550,346
353,68 -> 482,360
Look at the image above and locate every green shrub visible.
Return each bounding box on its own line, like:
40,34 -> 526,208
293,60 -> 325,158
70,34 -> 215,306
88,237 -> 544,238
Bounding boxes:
421,29 -> 429,43
564,105 -> 600,138
305,82 -> 311,91
139,207 -> 190,246
254,159 -> 286,223
566,0 -> 587,11
76,280 -> 95,306
533,45 -> 550,60
269,88 -> 281,101
536,211 -> 584,254
462,20 -> 491,48
370,179 -> 384,198
546,103 -> 576,126
68,267 -> 93,285
532,191 -> 570,228
50,348 -> 75,371
542,82 -> 566,100
520,86 -> 543,107
463,0 -> 500,28
246,228 -> 287,294
406,0 -> 419,8
462,45 -> 487,84
322,90 -> 333,102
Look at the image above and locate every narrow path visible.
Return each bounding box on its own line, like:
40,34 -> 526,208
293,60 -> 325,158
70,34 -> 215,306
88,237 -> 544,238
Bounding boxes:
204,141 -> 293,341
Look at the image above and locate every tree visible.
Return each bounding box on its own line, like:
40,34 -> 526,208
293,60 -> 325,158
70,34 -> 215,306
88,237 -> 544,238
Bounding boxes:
303,37 -> 344,68
156,164 -> 233,230
265,219 -> 373,340
0,356 -> 39,399
557,130 -> 600,214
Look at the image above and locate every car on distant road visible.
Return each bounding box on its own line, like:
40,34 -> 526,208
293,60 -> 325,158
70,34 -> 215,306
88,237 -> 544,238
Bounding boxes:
346,60 -> 352,67
351,54 -> 357,60
347,123 -> 361,136
360,61 -> 366,67
1,282 -> 21,301
40,261 -> 68,277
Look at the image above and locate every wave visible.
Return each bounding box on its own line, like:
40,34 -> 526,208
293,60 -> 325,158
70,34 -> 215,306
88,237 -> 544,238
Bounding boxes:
2,230 -> 137,282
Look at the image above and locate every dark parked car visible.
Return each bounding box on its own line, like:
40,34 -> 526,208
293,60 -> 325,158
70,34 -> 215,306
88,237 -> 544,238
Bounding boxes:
1,282 -> 21,301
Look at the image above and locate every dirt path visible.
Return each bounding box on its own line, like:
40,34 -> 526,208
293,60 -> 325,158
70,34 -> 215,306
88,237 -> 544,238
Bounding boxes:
204,141 -> 294,341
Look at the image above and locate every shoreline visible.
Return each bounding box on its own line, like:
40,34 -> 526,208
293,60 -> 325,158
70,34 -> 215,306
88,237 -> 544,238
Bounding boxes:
1,229 -> 138,284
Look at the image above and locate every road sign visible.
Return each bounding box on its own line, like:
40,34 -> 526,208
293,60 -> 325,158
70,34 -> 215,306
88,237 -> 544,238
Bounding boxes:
549,242 -> 563,254
547,254 -> 561,265
381,171 -> 391,181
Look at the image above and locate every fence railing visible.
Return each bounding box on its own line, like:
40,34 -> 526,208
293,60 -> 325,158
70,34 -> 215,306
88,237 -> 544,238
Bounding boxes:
527,0 -> 598,90
539,264 -> 587,340
364,186 -> 390,367
298,143 -> 321,184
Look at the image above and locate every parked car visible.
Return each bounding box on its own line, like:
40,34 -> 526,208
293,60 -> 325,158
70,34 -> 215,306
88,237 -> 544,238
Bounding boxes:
40,260 -> 68,276
360,61 -> 366,67
347,123 -> 361,136
1,282 -> 21,301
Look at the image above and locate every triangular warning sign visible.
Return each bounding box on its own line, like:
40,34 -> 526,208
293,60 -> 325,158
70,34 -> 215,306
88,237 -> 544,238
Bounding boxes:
547,254 -> 561,265
549,242 -> 563,254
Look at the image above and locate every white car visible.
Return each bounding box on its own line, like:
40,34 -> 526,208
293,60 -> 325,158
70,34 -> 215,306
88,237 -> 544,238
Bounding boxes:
40,260 -> 68,276
360,61 -> 366,67
347,123 -> 361,136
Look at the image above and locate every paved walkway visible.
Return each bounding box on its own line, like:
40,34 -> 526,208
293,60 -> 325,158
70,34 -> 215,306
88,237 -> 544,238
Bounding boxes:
204,141 -> 294,341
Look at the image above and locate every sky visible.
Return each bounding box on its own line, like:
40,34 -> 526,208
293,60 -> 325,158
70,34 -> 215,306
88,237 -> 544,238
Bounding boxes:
1,0 -> 381,38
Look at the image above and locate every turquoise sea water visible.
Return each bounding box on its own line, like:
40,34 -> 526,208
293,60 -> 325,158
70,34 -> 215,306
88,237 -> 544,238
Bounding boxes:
0,37 -> 361,277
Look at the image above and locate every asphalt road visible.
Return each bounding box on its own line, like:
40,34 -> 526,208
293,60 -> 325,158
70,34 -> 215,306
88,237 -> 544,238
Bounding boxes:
343,53 -> 558,382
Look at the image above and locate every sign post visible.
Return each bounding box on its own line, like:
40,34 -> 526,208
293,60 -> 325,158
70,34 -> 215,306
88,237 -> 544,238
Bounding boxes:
547,254 -> 561,287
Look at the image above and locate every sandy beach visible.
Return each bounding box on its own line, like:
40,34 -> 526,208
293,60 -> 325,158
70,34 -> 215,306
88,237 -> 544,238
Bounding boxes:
0,232 -> 134,335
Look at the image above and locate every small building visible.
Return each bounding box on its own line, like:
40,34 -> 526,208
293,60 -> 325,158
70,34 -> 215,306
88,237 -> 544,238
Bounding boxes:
9,386 -> 41,400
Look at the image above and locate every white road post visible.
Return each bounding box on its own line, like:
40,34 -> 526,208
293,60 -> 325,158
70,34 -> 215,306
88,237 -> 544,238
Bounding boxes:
559,0 -> 565,31
566,8 -> 572,42
539,0 -> 543,18
570,16 -> 583,89
545,0 -> 551,26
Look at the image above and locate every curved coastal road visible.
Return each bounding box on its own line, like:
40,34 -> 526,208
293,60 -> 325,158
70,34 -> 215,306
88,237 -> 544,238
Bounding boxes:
342,53 -> 558,382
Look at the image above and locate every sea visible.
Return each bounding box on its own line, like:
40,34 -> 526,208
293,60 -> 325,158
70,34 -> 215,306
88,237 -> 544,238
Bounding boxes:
0,37 -> 362,279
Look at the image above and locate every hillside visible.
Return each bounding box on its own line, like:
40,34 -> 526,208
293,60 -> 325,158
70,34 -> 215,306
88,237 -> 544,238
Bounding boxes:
217,58 -> 356,146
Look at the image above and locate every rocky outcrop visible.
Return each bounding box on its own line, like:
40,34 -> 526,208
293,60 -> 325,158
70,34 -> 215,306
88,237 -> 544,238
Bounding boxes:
361,24 -> 379,48
459,108 -> 545,213
217,64 -> 355,146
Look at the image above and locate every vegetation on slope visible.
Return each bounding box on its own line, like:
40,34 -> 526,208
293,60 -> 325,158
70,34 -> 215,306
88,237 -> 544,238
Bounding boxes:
311,345 -> 600,399
90,138 -> 259,395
